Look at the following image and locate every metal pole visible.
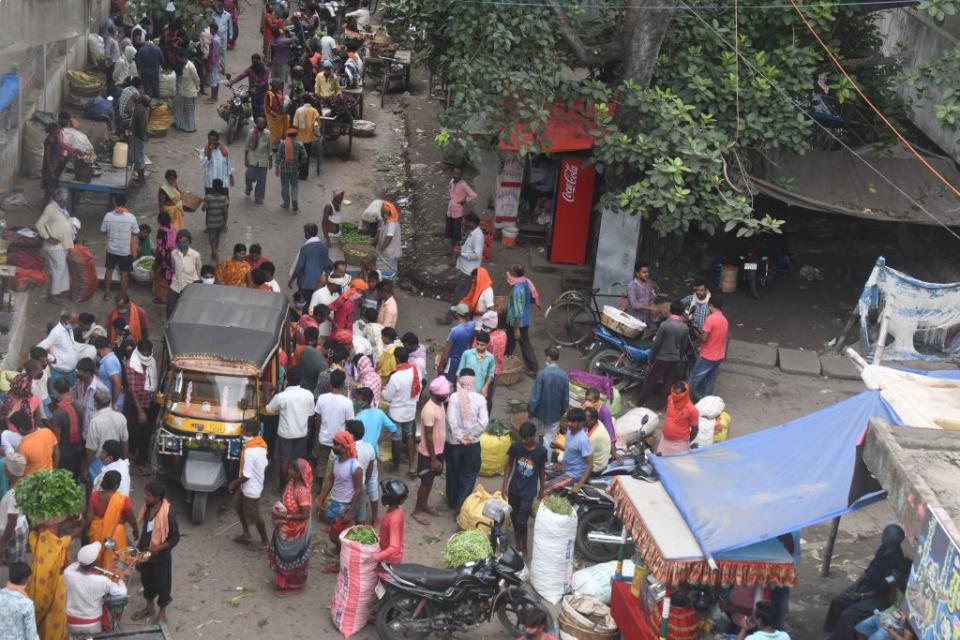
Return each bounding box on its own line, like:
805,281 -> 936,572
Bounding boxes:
41,45 -> 47,112
821,515 -> 842,577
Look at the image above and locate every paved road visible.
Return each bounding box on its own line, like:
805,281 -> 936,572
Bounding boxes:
4,6 -> 905,639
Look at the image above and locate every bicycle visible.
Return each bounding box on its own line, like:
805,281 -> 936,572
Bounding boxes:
543,284 -> 627,347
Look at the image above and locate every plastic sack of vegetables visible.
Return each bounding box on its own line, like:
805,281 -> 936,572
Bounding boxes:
443,529 -> 493,567
456,484 -> 510,532
67,245 -> 98,302
531,495 -> 577,604
478,422 -> 512,476
331,525 -> 380,638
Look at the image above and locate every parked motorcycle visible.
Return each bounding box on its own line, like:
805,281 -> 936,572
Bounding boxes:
586,325 -> 653,391
373,500 -> 550,639
712,234 -> 791,299
221,83 -> 251,144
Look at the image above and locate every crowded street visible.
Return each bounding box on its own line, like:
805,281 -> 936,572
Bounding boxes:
1,1 -> 960,640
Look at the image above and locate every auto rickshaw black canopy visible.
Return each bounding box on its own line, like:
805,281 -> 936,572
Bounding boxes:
164,284 -> 289,369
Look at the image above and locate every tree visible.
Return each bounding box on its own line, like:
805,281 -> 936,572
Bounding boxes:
386,0 -> 900,237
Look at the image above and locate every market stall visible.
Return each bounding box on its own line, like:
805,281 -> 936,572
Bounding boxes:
609,476 -> 797,640
493,103 -> 606,265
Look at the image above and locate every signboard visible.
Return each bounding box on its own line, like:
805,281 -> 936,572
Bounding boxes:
494,154 -> 524,229
592,206 -> 642,301
905,513 -> 960,640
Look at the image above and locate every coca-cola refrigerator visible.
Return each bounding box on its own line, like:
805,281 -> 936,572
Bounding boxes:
549,156 -> 596,265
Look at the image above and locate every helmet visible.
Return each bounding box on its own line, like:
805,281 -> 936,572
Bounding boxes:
381,479 -> 409,506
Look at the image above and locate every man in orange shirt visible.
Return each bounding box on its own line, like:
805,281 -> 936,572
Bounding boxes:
13,411 -> 59,475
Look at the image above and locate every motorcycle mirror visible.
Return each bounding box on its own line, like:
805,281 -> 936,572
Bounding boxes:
640,415 -> 649,426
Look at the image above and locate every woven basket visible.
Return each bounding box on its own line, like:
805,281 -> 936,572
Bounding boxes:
493,295 -> 508,312
498,355 -> 524,387
342,242 -> 376,267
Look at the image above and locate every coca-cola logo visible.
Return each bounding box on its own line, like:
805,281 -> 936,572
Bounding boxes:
561,164 -> 579,203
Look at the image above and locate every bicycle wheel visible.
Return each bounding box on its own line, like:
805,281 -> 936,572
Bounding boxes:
544,299 -> 596,346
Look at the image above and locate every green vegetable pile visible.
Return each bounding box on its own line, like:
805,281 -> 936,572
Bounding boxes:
443,529 -> 493,567
344,525 -> 379,545
339,222 -> 370,245
135,256 -> 155,270
14,469 -> 85,523
486,420 -> 512,437
541,494 -> 573,517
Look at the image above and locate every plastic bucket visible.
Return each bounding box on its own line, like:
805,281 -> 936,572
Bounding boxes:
719,264 -> 738,292
502,225 -> 519,247
112,142 -> 128,168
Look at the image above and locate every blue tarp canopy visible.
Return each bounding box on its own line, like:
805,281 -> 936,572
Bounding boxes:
650,390 -> 900,556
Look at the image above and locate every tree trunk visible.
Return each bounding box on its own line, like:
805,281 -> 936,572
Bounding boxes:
619,0 -> 678,89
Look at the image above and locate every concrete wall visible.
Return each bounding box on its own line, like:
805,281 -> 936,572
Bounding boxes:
0,0 -> 110,190
877,8 -> 960,161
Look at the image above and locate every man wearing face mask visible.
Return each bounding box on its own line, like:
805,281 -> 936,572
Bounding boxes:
228,54 -> 270,119
168,230 -> 203,316
38,310 -> 82,388
244,117 -> 271,205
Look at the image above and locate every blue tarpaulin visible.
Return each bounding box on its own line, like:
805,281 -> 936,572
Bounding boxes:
0,72 -> 19,113
650,390 -> 901,556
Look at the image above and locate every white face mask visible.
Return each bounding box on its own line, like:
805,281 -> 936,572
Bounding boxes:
201,277 -> 215,284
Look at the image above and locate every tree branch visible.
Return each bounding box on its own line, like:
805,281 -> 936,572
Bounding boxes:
547,2 -> 623,65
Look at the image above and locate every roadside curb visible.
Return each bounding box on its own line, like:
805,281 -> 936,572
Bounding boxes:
726,338 -> 861,381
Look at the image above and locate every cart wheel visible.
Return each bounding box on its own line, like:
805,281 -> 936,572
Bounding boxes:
191,492 -> 208,524
359,98 -> 364,119
405,65 -> 411,91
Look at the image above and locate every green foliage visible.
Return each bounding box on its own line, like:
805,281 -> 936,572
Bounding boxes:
14,469 -> 85,524
443,529 -> 493,567
387,0 -> 894,236
126,0 -> 211,37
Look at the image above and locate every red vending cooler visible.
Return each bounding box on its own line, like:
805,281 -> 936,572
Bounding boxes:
549,156 -> 596,265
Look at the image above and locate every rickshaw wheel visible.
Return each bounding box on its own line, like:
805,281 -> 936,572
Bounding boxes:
191,492 -> 208,524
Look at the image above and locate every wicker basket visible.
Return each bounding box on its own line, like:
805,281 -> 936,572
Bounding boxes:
600,305 -> 644,338
498,355 -> 524,387
493,295 -> 508,313
342,242 -> 376,267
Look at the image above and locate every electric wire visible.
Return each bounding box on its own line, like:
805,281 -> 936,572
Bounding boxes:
449,0 -> 919,11
674,0 -> 960,239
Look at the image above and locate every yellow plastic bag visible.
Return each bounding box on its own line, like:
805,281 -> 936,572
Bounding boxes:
714,411 -> 731,442
147,103 -> 172,135
377,429 -> 393,464
456,484 -> 510,532
479,432 -> 511,476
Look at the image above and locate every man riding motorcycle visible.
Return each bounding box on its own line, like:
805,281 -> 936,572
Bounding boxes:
64,541 -> 128,636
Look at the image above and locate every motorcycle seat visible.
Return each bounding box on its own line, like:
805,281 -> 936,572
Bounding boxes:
391,564 -> 463,591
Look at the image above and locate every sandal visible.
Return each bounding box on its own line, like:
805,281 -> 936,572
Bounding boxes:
131,608 -> 155,622
232,535 -> 251,546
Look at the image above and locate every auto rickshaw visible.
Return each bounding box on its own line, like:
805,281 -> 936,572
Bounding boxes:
151,284 -> 290,523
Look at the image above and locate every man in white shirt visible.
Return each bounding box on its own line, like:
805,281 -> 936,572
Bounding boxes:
308,274 -> 345,315
265,368 -> 315,486
319,33 -> 337,62
444,367 -> 489,512
443,213 -> 484,323
83,390 -> 129,483
92,440 -> 131,496
64,542 -> 127,636
313,369 -> 354,478
38,310 -> 81,386
382,347 -> 420,476
168,229 -> 203,316
345,0 -> 371,28
71,358 -> 109,440
227,421 -> 268,548
100,195 -> 140,300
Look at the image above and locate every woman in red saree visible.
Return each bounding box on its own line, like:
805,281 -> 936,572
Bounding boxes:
268,458 -> 313,595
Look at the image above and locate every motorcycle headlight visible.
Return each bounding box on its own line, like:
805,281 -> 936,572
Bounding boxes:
233,98 -> 241,106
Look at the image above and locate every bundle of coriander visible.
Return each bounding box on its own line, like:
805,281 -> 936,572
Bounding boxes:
443,529 -> 493,567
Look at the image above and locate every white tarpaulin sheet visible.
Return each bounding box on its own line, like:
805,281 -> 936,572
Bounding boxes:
858,363 -> 960,431
858,257 -> 960,362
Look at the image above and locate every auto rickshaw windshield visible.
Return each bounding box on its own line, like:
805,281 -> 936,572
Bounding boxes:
168,369 -> 257,422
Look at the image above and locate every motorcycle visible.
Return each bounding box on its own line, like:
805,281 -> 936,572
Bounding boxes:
373,500 -> 551,639
713,234 -> 791,299
586,325 -> 653,391
221,82 -> 251,145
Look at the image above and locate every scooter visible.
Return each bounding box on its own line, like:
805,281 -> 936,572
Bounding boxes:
373,500 -> 550,639
586,325 -> 653,391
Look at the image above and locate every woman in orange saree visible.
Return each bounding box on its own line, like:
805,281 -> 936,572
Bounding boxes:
84,471 -> 139,573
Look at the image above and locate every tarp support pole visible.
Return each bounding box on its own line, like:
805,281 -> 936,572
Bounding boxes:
821,515 -> 842,577
833,304 -> 860,354
873,311 -> 891,363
